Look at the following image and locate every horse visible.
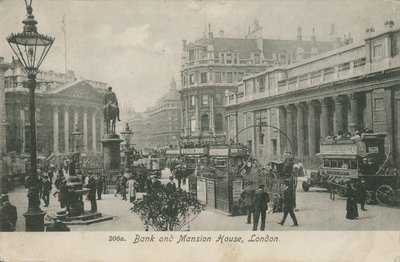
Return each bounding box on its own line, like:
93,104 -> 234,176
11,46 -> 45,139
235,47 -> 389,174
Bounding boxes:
104,103 -> 118,134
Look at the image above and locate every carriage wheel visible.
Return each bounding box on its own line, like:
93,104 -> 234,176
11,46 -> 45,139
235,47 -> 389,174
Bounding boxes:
376,185 -> 395,206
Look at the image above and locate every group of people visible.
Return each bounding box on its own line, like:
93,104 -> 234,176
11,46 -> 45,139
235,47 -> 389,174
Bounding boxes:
241,180 -> 299,231
346,178 -> 368,220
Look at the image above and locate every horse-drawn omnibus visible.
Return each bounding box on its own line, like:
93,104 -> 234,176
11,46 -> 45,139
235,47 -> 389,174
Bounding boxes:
302,133 -> 400,206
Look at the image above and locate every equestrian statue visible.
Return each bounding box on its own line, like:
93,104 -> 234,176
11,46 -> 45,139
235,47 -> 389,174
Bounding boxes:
103,86 -> 121,134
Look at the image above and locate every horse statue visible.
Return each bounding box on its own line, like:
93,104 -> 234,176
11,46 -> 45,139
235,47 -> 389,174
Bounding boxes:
104,102 -> 119,134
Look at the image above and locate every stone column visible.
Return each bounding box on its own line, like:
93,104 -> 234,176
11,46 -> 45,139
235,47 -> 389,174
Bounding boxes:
320,99 -> 329,139
74,109 -> 78,128
0,61 -> 9,154
20,109 -> 26,153
349,94 -> 359,133
92,110 -> 97,152
83,109 -> 88,152
209,95 -> 215,134
296,103 -> 305,157
64,106 -> 69,153
333,96 -> 343,134
285,104 -> 294,154
184,96 -> 189,136
307,101 -> 317,156
53,105 -> 59,153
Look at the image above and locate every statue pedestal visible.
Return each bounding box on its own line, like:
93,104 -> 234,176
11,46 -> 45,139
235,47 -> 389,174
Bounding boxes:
100,134 -> 122,171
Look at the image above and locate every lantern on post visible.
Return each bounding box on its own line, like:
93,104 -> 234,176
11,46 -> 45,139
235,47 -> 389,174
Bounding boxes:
6,0 -> 54,231
120,123 -> 134,172
71,125 -> 83,175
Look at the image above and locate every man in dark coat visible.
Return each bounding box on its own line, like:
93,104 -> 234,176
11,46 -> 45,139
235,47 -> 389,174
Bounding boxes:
241,188 -> 255,224
87,174 -> 97,212
252,184 -> 269,231
96,176 -> 104,200
278,180 -> 299,227
120,175 -> 128,200
346,181 -> 359,219
42,176 -> 52,207
356,178 -> 367,211
58,179 -> 69,209
46,219 -> 70,232
0,195 -> 18,232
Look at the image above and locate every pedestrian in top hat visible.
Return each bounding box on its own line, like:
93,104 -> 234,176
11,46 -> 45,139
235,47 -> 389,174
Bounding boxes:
253,184 -> 269,231
346,181 -> 359,219
278,180 -> 299,227
0,195 -> 18,232
356,178 -> 368,211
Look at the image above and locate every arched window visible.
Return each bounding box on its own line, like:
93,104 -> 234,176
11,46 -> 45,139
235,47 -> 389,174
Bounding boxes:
201,114 -> 210,132
215,113 -> 223,133
190,115 -> 196,133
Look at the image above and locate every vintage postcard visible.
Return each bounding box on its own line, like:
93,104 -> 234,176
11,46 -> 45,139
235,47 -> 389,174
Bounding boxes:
0,0 -> 399,261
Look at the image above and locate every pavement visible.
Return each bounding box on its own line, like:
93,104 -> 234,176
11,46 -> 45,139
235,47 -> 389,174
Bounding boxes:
7,175 -> 400,231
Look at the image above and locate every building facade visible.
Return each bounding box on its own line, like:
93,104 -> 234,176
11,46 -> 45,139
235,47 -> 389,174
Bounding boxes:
125,78 -> 182,150
4,59 -> 107,157
180,22 -> 332,145
225,24 -> 400,169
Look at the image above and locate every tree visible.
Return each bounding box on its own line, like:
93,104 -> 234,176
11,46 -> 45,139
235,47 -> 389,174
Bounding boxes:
131,185 -> 204,231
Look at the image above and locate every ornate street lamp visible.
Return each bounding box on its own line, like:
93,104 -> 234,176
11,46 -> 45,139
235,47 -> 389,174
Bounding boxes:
6,0 -> 54,231
120,123 -> 134,172
71,125 -> 83,175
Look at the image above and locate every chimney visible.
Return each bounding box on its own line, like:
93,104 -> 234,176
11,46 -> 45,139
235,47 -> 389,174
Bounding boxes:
182,39 -> 187,50
384,20 -> 395,30
311,28 -> 316,43
219,30 -> 224,38
297,26 -> 302,41
208,24 -> 213,41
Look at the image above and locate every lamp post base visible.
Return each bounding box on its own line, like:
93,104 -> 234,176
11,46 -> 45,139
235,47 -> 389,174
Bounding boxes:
23,210 -> 46,231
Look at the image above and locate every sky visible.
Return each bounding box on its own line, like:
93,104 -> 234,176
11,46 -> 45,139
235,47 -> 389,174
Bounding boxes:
1,0 -> 399,111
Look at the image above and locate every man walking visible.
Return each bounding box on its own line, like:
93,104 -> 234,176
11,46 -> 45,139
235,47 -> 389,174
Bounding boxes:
42,175 -> 52,207
0,195 -> 18,232
87,173 -> 97,212
278,180 -> 299,227
253,184 -> 269,231
241,187 -> 255,224
166,176 -> 176,190
356,178 -> 367,211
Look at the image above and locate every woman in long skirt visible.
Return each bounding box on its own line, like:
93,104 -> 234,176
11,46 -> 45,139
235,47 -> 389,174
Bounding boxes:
346,181 -> 359,219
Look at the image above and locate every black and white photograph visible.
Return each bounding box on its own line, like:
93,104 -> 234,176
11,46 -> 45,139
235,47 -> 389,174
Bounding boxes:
0,0 -> 400,261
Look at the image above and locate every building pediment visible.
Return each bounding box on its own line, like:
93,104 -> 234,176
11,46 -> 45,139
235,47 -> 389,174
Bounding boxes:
45,80 -> 105,100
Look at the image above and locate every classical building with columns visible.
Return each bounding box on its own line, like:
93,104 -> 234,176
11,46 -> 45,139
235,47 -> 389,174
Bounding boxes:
180,22 -> 332,145
4,59 -> 107,157
225,24 -> 400,169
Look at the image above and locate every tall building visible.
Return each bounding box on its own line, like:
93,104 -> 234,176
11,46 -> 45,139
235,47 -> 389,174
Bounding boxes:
4,58 -> 107,156
225,23 -> 400,168
146,78 -> 182,147
0,57 -> 10,154
180,22 -> 332,145
125,78 -> 182,150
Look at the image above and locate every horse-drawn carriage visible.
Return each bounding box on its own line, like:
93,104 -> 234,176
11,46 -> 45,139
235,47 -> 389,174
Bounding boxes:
302,132 -> 400,206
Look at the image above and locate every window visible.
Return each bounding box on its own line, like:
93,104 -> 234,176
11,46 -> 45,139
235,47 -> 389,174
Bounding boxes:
190,96 -> 195,107
373,44 -> 383,58
189,74 -> 194,85
226,53 -> 232,64
189,50 -> 195,61
200,72 -> 207,84
237,72 -> 244,82
258,76 -> 265,92
215,113 -> 223,133
254,53 -> 260,64
270,75 -> 276,87
227,72 -> 233,83
201,114 -> 210,132
201,94 -> 208,106
215,93 -> 223,105
272,140 -> 277,155
233,54 -> 237,64
374,98 -> 383,111
245,81 -> 252,94
190,115 -> 196,133
215,72 -> 222,83
214,52 -> 219,59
